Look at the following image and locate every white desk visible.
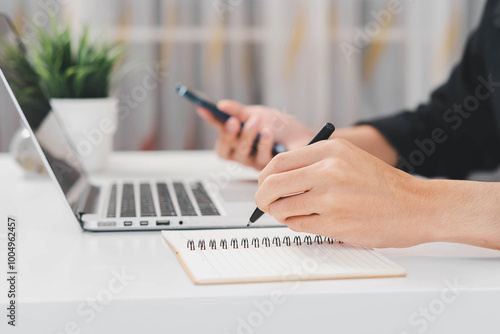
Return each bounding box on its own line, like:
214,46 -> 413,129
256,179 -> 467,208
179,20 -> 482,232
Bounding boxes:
1,151 -> 499,334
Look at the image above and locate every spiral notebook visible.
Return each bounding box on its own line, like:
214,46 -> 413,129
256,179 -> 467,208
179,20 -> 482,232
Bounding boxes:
162,228 -> 405,285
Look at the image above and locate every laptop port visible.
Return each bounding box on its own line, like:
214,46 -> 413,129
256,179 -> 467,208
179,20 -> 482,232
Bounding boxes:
140,221 -> 149,226
98,221 -> 116,227
156,220 -> 170,226
124,221 -> 133,227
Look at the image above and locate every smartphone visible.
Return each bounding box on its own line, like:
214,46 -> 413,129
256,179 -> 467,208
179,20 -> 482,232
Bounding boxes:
176,83 -> 286,156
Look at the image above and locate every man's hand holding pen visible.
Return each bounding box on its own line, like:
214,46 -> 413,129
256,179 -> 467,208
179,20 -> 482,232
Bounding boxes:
255,138 -> 433,248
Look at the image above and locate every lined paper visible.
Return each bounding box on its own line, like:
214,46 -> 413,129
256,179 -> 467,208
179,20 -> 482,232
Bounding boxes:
162,228 -> 405,284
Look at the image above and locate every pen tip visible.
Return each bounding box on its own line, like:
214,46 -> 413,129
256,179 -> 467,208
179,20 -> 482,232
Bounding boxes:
246,221 -> 251,227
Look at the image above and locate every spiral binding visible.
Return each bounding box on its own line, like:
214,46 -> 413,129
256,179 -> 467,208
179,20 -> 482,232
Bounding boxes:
186,235 -> 342,250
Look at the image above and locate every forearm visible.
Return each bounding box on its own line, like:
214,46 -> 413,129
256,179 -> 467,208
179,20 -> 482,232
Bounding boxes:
415,178 -> 500,250
332,125 -> 399,167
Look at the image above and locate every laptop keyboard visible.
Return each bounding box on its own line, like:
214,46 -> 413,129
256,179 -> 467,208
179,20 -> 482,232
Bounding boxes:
156,183 -> 177,216
109,181 -> 220,219
190,182 -> 220,216
173,182 -> 197,216
140,183 -> 156,217
120,183 -> 136,217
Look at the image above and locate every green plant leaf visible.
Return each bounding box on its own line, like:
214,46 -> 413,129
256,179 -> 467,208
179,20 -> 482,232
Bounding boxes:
27,22 -> 125,99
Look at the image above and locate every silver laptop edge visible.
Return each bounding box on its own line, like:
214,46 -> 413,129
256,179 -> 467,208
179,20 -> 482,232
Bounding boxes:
0,14 -> 280,231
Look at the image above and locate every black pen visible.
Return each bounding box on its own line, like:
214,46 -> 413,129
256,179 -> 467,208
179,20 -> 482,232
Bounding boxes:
247,122 -> 336,227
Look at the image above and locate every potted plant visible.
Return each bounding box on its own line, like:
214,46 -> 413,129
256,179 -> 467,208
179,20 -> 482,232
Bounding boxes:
29,23 -> 125,171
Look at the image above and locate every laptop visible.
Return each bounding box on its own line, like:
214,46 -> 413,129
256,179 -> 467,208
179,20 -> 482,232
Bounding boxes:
0,13 -> 279,231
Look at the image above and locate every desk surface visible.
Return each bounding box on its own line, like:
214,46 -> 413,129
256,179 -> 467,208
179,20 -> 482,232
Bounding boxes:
1,151 -> 499,334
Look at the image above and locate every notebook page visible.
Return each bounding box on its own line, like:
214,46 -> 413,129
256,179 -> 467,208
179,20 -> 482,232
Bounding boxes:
162,228 -> 405,284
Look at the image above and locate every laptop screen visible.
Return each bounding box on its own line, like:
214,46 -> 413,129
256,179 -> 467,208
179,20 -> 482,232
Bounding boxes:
0,15 -> 89,213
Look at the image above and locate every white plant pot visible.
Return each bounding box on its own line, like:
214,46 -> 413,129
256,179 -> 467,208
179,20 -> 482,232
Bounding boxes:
50,97 -> 118,172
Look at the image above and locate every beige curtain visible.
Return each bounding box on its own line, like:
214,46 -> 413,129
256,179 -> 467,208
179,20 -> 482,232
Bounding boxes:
0,0 -> 487,155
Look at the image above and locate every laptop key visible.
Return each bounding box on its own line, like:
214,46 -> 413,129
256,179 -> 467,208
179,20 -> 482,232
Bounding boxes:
173,182 -> 197,216
120,183 -> 136,217
190,182 -> 220,216
107,184 -> 117,218
156,183 -> 177,216
140,183 -> 156,217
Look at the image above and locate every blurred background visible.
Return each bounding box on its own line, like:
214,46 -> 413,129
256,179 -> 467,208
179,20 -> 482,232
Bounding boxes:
0,0 -> 488,156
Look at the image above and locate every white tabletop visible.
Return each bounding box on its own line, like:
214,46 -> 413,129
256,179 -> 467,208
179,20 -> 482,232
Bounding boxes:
1,151 -> 499,334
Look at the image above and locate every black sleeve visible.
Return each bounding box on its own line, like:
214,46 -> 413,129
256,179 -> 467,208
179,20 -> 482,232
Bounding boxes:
360,2 -> 500,179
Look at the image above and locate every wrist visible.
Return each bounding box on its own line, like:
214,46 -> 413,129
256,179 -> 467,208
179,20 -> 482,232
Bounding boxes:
408,178 -> 500,249
395,175 -> 463,246
407,178 -> 453,244
396,175 -> 441,245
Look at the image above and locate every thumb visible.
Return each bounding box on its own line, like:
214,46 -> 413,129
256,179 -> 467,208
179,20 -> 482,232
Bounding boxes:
217,100 -> 252,122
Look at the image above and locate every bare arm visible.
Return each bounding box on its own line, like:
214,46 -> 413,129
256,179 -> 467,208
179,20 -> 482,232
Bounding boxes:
255,139 -> 500,250
331,125 -> 399,167
425,179 -> 500,250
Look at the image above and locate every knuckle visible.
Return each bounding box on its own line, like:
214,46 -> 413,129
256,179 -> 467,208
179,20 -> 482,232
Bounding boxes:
262,173 -> 279,189
322,191 -> 338,210
315,140 -> 330,149
324,194 -> 345,215
221,129 -> 235,141
269,151 -> 286,170
317,158 -> 335,174
320,157 -> 347,175
330,138 -> 350,152
249,106 -> 265,115
310,139 -> 331,153
332,137 -> 349,146
321,190 -> 339,205
286,219 -> 305,233
254,112 -> 264,121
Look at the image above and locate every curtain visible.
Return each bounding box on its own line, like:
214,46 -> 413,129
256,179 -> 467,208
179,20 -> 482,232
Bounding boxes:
0,0 -> 487,157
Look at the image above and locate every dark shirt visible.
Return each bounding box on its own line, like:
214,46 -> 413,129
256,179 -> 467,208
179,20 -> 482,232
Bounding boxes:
362,0 -> 500,179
